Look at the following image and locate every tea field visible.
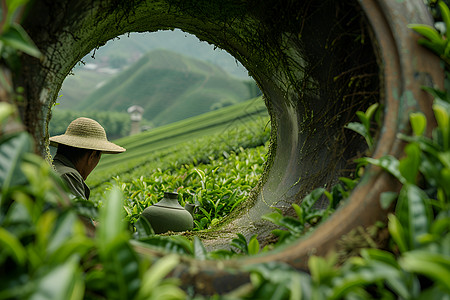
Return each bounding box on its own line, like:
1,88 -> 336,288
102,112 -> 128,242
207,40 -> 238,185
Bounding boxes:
87,96 -> 271,230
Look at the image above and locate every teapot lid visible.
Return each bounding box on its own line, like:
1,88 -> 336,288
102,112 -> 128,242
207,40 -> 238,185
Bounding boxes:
154,191 -> 184,210
164,191 -> 179,199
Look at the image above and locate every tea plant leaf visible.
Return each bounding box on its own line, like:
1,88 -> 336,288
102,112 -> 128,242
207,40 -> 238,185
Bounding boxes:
0,102 -> 14,123
408,24 -> 444,44
245,262 -> 311,300
388,214 -> 409,255
29,255 -> 84,300
410,112 -> 427,136
433,100 -> 450,150
0,132 -> 33,194
103,241 -> 141,300
422,86 -> 450,103
97,186 -> 127,247
400,250 -> 450,292
330,261 -> 407,300
0,227 -> 26,265
231,233 -> 248,254
396,184 -> 431,250
302,188 -> 326,209
399,143 -> 421,184
380,191 -> 397,210
137,254 -> 184,300
0,24 -> 41,58
345,122 -> 368,143
278,216 -> 304,234
47,211 -> 79,254
365,103 -> 379,122
361,248 -> 399,268
439,0 -> 450,41
247,235 -> 260,255
134,215 -> 154,238
208,249 -> 236,260
261,211 -> 283,225
356,111 -> 370,132
193,236 -> 207,260
138,236 -> 193,255
357,156 -> 404,183
292,203 -> 303,223
308,254 -> 338,286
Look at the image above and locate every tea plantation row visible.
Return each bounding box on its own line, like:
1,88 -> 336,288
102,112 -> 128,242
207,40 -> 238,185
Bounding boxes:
87,97 -> 270,229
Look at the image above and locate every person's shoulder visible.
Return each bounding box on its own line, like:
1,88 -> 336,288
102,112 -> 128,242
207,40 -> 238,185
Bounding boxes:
53,154 -> 80,177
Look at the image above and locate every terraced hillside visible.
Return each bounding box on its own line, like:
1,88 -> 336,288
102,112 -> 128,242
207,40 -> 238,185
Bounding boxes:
88,96 -> 269,189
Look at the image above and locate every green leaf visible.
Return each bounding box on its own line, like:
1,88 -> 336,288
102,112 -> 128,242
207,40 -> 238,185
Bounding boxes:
4,0 -> 30,26
97,186 -> 127,248
231,233 -> 248,254
308,254 -> 338,285
248,235 -> 260,255
399,143 -> 421,184
278,216 -> 304,233
422,86 -> 450,103
0,227 -> 27,265
388,213 -> 408,253
0,102 -> 14,123
365,103 -> 379,121
302,188 -> 326,209
0,24 -> 41,58
408,24 -> 444,44
400,251 -> 450,292
345,122 -> 368,145
47,211 -> 79,255
134,215 -> 154,238
396,184 -> 431,250
356,111 -> 370,131
357,156 -> 404,183
29,255 -> 84,300
410,112 -> 427,136
433,101 -> 450,150
380,191 -> 397,210
103,241 -> 141,300
417,38 -> 446,56
262,211 -> 283,226
137,236 -> 193,255
361,248 -> 399,268
0,132 -> 33,195
292,203 -> 303,223
330,258 -> 408,299
439,0 -> 450,41
137,254 -> 183,299
193,236 -> 207,260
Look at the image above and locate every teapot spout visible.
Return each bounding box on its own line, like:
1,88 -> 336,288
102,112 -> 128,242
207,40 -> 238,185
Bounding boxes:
184,203 -> 195,216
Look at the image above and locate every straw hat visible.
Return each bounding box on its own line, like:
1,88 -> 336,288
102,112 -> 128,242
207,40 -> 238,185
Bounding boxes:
49,117 -> 126,154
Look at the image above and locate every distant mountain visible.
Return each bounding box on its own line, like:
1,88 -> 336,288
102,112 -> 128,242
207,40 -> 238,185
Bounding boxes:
57,30 -> 252,111
75,49 -> 259,126
79,30 -> 250,79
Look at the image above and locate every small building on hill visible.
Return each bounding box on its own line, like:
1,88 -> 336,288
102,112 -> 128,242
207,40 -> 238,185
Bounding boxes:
127,105 -> 144,135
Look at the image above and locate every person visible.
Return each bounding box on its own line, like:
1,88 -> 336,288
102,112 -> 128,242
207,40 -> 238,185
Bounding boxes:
49,117 -> 126,200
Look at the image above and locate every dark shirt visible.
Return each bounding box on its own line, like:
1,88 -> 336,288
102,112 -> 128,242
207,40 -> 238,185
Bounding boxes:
52,153 -> 90,200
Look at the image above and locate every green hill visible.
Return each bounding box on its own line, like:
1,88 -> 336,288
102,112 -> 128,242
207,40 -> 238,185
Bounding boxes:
77,49 -> 258,126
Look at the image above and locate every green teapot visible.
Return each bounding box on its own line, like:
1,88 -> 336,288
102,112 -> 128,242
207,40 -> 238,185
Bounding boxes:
142,191 -> 194,234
